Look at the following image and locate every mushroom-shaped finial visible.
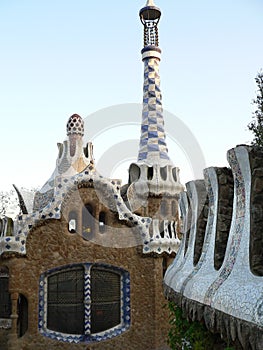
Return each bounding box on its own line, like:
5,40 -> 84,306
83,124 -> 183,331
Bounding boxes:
66,114 -> 84,137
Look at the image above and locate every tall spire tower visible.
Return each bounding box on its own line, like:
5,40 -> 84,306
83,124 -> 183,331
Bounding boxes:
138,0 -> 171,165
128,0 -> 183,198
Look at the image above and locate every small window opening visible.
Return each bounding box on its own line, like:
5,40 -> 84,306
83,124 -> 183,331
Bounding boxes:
68,211 -> 77,233
99,212 -> 106,233
160,167 -> 167,181
82,204 -> 95,240
172,168 -> 177,182
147,167 -> 154,180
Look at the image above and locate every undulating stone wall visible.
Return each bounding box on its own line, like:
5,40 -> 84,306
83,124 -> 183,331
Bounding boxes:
164,145 -> 263,350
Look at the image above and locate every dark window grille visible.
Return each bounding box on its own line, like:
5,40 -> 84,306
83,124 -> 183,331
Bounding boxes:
91,267 -> 121,333
47,266 -> 84,334
42,263 -> 127,342
0,276 -> 11,319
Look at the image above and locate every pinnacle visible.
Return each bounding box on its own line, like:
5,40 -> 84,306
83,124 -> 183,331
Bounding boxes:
146,0 -> 155,6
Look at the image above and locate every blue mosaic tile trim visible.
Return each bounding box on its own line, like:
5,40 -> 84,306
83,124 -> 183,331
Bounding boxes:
0,235 -> 26,255
84,264 -> 92,335
138,57 -> 171,164
204,149 -> 244,304
38,262 -> 131,344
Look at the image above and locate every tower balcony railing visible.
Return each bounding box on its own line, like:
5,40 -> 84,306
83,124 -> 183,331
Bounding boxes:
143,218 -> 181,254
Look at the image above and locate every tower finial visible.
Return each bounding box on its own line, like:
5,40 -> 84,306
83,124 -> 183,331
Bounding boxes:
140,0 -> 161,49
146,0 -> 155,6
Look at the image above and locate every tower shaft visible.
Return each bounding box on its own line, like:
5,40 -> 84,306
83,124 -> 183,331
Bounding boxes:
138,54 -> 171,165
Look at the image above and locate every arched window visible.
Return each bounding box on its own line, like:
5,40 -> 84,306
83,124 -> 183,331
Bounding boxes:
129,164 -> 141,183
160,201 -> 167,217
6,218 -> 13,236
82,204 -> 94,240
99,212 -> 106,233
0,266 -> 11,319
172,168 -> 177,182
147,167 -> 154,180
39,263 -> 130,343
160,167 -> 167,181
68,211 -> 78,233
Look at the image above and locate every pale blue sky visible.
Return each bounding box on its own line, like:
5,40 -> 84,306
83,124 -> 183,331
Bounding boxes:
0,0 -> 263,191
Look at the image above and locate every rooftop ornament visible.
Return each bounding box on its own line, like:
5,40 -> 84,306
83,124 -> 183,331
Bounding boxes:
139,0 -> 161,48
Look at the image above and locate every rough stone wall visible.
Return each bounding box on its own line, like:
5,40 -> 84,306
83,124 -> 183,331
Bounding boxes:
214,167 -> 234,270
249,147 -> 263,276
193,181 -> 208,266
0,329 -> 9,350
0,186 -> 170,350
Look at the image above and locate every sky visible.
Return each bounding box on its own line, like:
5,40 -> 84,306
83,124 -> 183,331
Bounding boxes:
0,0 -> 263,193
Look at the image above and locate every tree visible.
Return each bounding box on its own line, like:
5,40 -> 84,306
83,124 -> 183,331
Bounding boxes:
248,71 -> 263,146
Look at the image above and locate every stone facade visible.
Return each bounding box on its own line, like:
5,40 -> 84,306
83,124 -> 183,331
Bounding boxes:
1,207 -> 169,350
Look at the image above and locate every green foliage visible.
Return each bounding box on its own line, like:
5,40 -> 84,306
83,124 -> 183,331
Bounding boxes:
167,302 -> 234,350
248,71 -> 263,147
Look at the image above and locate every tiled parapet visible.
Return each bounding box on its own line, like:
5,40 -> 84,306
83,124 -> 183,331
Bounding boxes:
164,146 -> 263,349
180,167 -> 234,304
164,191 -> 191,291
164,180 -> 208,293
208,146 -> 263,328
